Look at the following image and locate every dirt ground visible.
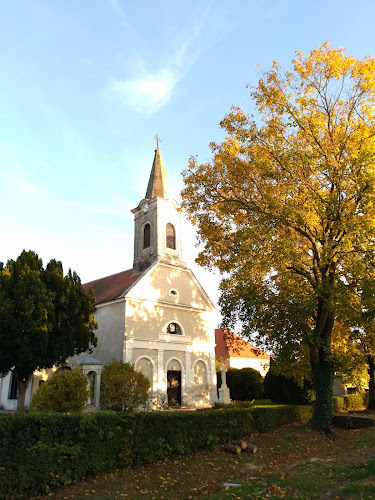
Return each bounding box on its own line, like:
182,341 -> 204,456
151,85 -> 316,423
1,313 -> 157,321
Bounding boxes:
40,415 -> 375,500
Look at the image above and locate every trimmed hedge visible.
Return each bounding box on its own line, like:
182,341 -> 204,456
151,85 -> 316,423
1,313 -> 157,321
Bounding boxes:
332,396 -> 346,412
0,405 -> 311,498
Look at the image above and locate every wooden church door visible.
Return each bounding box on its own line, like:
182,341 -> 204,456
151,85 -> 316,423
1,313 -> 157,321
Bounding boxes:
167,370 -> 181,406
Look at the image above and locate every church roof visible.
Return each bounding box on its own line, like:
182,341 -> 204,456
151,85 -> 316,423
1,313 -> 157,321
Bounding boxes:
215,329 -> 270,360
145,148 -> 169,199
83,268 -> 142,305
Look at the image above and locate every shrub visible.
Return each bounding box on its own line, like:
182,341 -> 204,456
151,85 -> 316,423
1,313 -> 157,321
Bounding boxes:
332,396 -> 346,412
264,363 -> 314,405
345,393 -> 368,410
282,377 -> 315,405
30,367 -> 89,413
226,367 -> 238,391
263,370 -> 288,403
100,360 -> 150,411
229,367 -> 263,401
332,393 -> 368,412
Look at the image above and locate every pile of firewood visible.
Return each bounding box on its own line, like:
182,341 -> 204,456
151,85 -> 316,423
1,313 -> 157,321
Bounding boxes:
224,439 -> 257,455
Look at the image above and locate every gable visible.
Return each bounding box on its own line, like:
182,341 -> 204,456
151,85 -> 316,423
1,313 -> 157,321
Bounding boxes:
125,262 -> 215,311
215,329 -> 270,360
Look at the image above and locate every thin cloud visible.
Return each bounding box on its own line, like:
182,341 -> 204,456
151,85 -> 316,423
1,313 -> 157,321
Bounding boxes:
107,7 -> 211,114
109,70 -> 175,113
68,200 -> 133,218
0,172 -> 38,196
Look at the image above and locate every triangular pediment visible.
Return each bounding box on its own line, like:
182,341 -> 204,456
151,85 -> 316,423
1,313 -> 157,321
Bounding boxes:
124,261 -> 215,312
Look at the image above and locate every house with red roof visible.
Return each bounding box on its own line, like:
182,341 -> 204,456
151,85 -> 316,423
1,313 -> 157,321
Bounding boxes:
215,329 -> 270,377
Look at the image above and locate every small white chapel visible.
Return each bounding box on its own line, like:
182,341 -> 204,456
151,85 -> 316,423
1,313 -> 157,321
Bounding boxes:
0,145 -> 218,410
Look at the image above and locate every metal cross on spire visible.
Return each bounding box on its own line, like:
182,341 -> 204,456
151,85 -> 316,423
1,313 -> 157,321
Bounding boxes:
154,134 -> 161,149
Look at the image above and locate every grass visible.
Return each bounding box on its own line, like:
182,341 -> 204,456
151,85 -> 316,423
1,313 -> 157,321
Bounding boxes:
34,409 -> 375,500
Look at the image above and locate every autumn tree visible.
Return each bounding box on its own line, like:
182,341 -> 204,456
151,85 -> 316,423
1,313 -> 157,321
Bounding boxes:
0,250 -> 97,412
181,43 -> 375,433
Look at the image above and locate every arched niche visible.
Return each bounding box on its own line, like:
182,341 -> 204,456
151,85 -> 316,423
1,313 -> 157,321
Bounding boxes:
135,356 -> 153,390
193,360 -> 208,389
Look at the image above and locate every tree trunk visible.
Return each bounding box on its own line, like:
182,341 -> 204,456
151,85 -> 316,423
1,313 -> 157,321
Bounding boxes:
310,358 -> 334,433
367,355 -> 375,411
309,298 -> 335,434
16,373 -> 33,413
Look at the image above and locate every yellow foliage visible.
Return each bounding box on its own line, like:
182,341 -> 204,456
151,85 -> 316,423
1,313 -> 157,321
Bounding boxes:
181,43 -> 375,391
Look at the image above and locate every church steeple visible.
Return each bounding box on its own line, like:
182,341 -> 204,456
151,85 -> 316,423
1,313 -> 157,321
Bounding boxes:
131,144 -> 186,273
145,148 -> 169,200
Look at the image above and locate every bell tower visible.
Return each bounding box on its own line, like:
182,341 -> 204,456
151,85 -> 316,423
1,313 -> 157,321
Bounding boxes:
132,146 -> 186,273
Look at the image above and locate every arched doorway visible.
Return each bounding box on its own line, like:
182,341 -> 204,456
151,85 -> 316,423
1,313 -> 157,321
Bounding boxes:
166,359 -> 182,406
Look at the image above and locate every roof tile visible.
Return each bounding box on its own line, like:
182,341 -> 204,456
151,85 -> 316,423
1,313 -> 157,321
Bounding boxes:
215,328 -> 270,360
83,268 -> 142,305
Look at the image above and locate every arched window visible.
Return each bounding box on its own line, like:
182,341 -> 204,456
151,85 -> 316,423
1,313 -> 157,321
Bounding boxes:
166,322 -> 182,335
166,223 -> 176,249
9,372 -> 18,400
143,223 -> 150,249
55,366 -> 71,374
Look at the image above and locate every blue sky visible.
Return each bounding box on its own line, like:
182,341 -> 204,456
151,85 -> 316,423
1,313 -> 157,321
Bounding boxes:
1,0 -> 375,310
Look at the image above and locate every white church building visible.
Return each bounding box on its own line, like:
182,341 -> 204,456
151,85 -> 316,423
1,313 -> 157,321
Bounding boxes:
0,147 -> 218,410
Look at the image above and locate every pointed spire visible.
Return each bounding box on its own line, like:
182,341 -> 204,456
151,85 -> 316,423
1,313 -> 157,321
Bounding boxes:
145,148 -> 169,200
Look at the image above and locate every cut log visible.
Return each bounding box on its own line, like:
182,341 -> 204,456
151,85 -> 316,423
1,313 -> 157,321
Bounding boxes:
224,443 -> 241,454
230,440 -> 248,451
245,442 -> 258,454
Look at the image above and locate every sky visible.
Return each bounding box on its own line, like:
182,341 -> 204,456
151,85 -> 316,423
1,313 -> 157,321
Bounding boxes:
1,0 -> 375,316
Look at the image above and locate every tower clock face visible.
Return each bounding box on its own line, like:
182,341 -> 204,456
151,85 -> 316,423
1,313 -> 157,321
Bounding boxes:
143,203 -> 149,213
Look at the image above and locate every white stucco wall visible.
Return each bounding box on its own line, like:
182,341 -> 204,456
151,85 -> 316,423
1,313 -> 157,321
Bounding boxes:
90,300 -> 126,365
229,357 -> 270,377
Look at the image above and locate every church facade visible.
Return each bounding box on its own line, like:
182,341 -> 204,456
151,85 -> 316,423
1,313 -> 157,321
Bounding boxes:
82,147 -> 218,407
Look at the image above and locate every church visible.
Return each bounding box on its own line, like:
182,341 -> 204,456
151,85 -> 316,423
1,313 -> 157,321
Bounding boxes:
81,146 -> 218,407
0,146 -> 218,410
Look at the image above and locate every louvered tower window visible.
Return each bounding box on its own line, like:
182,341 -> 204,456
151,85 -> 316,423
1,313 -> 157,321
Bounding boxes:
166,223 -> 176,249
143,223 -> 150,249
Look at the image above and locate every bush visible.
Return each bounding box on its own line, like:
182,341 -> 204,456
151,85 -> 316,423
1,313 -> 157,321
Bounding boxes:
100,360 -> 150,411
229,367 -> 263,401
282,377 -> 315,405
30,368 -> 89,413
345,393 -> 368,410
332,396 -> 346,412
0,404 -> 312,497
226,367 -> 238,391
263,370 -> 288,403
263,362 -> 314,405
